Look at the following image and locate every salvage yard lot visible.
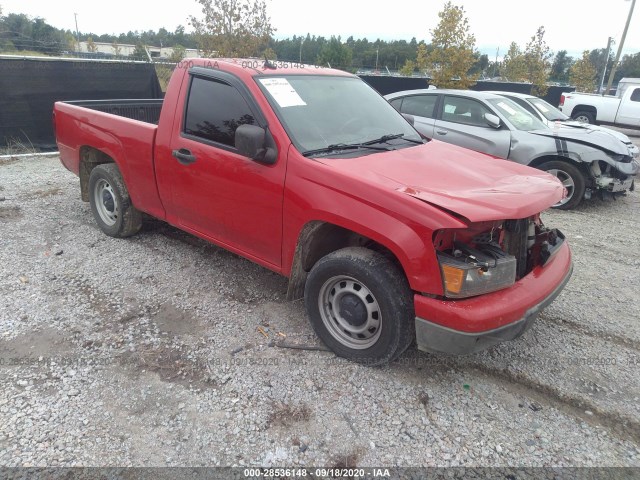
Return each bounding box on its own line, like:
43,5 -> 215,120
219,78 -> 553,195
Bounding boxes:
1,152 -> 639,467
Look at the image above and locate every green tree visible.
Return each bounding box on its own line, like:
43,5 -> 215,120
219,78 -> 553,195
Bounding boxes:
86,36 -> 97,53
416,41 -> 428,71
168,44 -> 185,62
569,50 -> 597,92
426,1 -> 477,89
502,42 -> 527,81
316,36 -> 352,69
524,26 -> 552,96
616,51 -> 640,81
189,0 -> 274,57
130,42 -> 148,61
550,50 -> 574,83
263,46 -> 277,60
469,52 -> 489,76
399,59 -> 416,76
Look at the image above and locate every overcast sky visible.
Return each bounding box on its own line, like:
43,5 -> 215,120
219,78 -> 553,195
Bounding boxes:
2,0 -> 639,59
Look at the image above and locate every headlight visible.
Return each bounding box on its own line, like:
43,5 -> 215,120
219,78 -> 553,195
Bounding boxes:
437,246 -> 517,299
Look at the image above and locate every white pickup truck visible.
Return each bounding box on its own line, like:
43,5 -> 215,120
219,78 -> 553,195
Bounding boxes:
559,77 -> 640,128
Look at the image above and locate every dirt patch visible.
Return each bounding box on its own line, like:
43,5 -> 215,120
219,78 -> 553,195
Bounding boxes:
0,205 -> 22,221
0,327 -> 74,364
332,448 -> 364,468
152,302 -> 201,336
120,344 -> 213,388
30,187 -> 62,198
267,400 -> 312,428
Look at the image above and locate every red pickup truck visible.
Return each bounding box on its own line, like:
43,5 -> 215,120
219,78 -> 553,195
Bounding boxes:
53,58 -> 573,365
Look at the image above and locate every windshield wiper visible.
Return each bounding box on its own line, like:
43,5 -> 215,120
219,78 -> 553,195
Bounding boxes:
362,133 -> 424,145
302,143 -> 390,157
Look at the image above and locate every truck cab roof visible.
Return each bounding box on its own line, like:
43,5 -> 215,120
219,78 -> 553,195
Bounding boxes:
186,57 -> 354,78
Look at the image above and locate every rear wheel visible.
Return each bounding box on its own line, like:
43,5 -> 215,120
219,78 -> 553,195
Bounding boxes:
88,163 -> 142,237
539,160 -> 586,210
572,111 -> 595,124
304,247 -> 414,366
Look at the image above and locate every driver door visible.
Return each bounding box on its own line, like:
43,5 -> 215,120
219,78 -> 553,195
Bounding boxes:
433,95 -> 511,159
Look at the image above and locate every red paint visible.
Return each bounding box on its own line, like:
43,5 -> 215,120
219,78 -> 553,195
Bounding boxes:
54,58 -> 571,334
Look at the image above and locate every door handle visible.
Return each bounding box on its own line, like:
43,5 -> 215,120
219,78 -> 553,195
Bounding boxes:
172,148 -> 197,165
436,130 -> 448,136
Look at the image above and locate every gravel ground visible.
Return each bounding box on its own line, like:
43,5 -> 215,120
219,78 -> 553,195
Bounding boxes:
1,151 -> 639,468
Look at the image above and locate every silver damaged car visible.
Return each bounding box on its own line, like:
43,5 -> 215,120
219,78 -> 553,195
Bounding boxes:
385,89 -> 639,209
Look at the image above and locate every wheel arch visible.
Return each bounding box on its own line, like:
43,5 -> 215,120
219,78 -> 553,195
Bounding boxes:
79,146 -> 118,202
571,105 -> 597,120
286,221 -> 415,301
528,154 -> 589,172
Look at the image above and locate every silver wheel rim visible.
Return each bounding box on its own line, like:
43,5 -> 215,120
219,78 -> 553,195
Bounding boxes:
94,179 -> 119,226
547,168 -> 575,207
575,114 -> 590,124
318,275 -> 382,349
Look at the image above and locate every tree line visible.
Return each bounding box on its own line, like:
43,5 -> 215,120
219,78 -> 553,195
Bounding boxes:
2,1 -> 639,93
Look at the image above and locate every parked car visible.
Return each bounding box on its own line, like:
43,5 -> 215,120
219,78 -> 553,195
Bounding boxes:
558,77 -> 640,128
489,91 -> 639,159
385,89 -> 639,209
53,58 -> 572,364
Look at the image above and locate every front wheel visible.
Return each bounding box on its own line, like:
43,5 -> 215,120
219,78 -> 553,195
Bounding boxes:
304,247 -> 414,366
538,160 -> 586,210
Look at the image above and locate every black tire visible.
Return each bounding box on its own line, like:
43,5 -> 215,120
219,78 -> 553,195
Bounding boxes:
88,163 -> 142,238
538,160 -> 586,210
304,247 -> 414,366
572,110 -> 595,124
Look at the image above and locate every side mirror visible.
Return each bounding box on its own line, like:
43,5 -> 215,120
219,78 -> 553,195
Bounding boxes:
484,113 -> 501,129
402,113 -> 415,125
235,124 -> 277,164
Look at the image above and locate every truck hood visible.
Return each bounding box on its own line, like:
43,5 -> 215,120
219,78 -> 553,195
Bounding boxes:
321,141 -> 564,223
529,125 -> 630,156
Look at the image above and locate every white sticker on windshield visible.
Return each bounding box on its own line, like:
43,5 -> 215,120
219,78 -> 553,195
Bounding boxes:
497,101 -> 517,115
260,78 -> 306,108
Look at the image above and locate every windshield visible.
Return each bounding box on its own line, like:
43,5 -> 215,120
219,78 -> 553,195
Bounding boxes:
256,75 -> 422,155
528,97 -> 569,121
487,97 -> 548,131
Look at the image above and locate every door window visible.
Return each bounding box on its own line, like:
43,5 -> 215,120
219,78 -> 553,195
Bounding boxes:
400,95 -> 437,118
184,76 -> 256,147
442,96 -> 492,127
630,88 -> 640,102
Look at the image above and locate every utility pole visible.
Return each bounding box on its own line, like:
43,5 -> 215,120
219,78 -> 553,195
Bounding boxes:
299,38 -> 304,64
599,37 -> 613,94
375,48 -> 379,71
605,0 -> 636,95
493,47 -> 499,78
74,13 -> 80,52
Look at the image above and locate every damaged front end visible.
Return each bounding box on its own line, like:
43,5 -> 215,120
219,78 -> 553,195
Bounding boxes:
433,216 -> 565,299
588,157 -> 638,198
413,216 -> 572,355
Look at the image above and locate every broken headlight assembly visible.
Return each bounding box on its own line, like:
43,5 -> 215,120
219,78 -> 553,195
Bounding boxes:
437,242 -> 517,299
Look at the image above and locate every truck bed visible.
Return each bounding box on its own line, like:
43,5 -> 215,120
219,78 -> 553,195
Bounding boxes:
63,99 -> 163,125
54,100 -> 165,219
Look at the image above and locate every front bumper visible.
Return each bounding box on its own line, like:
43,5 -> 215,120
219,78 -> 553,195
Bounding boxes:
596,175 -> 635,192
414,242 -> 573,355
